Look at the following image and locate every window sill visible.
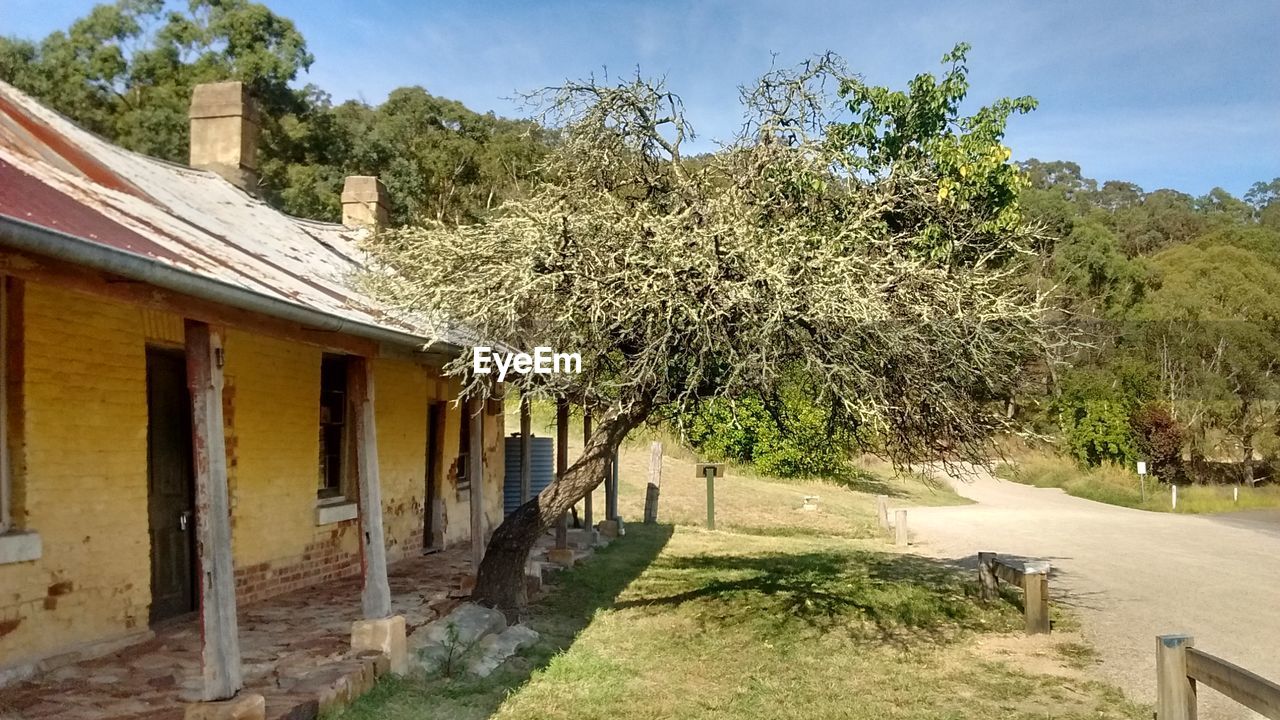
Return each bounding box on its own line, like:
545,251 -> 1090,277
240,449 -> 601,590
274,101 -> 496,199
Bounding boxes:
315,500 -> 358,526
0,530 -> 42,565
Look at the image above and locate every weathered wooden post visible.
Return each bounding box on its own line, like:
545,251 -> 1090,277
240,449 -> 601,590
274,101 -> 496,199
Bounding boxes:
554,399 -> 569,552
644,441 -> 662,524
519,395 -> 532,504
696,463 -> 724,530
607,447 -> 619,521
1172,483 -> 1178,510
468,395 -> 484,573
185,322 -> 244,702
348,355 -> 408,676
977,551 -> 998,602
876,495 -> 890,530
894,509 -> 908,546
582,408 -> 594,532
1156,634 -> 1197,720
1022,560 -> 1051,634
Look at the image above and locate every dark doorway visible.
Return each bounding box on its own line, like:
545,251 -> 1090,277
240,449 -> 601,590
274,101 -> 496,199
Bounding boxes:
146,347 -> 197,623
424,401 -> 447,551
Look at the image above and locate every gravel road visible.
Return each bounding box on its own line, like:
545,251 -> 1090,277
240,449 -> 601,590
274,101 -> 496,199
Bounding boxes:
906,467 -> 1280,719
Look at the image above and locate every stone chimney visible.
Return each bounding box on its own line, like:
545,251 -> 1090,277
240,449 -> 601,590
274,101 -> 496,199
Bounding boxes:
341,176 -> 390,229
189,81 -> 260,194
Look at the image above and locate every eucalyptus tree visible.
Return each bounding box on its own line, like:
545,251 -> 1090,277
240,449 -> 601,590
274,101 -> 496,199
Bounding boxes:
362,45 -> 1047,613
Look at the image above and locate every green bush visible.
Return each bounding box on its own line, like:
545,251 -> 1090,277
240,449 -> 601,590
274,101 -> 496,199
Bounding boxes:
682,387 -> 856,479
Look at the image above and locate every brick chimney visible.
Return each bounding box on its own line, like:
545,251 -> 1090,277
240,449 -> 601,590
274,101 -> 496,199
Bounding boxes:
341,176 -> 390,229
189,81 -> 260,194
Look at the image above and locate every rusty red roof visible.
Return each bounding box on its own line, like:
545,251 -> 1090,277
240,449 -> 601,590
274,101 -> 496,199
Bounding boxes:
0,80 -> 454,350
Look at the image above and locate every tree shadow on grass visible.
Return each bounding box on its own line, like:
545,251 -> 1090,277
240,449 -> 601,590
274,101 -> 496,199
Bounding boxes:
337,523 -> 675,720
612,549 -> 1025,647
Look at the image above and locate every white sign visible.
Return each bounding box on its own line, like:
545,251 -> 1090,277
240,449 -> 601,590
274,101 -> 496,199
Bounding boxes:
1136,461 -> 1148,476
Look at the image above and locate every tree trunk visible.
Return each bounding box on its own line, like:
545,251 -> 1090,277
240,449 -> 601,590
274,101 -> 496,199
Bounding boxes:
1243,434 -> 1256,486
471,402 -> 646,616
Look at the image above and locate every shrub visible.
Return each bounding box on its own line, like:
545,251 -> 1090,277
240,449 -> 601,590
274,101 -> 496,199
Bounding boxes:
1129,403 -> 1185,483
681,385 -> 857,479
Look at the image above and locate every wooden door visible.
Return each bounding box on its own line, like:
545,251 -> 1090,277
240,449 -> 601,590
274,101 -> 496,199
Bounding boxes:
424,401 -> 446,550
146,347 -> 197,622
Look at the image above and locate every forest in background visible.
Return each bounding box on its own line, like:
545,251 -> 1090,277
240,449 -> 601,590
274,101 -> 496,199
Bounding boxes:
3,0 -> 1279,484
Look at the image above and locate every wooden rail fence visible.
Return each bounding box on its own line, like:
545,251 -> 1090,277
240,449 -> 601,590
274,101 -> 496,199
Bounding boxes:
977,551 -> 1051,634
1157,634 -> 1280,719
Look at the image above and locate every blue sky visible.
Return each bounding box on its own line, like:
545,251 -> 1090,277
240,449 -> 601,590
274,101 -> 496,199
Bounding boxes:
5,0 -> 1277,196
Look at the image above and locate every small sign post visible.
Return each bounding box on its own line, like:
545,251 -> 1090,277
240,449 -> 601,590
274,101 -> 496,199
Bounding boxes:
1137,460 -> 1148,502
695,463 -> 725,530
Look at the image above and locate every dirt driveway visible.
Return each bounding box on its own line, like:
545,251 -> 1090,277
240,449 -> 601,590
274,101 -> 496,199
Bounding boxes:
907,467 -> 1280,720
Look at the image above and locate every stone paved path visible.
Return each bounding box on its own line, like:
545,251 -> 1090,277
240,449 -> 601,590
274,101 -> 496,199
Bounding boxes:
0,546 -> 473,720
906,467 -> 1280,720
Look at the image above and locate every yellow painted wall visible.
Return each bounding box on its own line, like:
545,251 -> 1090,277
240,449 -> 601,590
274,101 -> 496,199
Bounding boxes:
221,330 -> 340,570
373,357 -> 428,562
0,279 -> 504,672
0,283 -> 153,665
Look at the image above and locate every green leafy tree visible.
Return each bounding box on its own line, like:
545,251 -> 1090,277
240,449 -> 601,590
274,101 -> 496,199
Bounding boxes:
1136,240 -> 1280,483
0,0 -> 313,163
1,1 -> 547,226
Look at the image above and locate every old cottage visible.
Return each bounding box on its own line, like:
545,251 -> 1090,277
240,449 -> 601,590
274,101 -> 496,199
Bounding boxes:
0,79 -> 506,712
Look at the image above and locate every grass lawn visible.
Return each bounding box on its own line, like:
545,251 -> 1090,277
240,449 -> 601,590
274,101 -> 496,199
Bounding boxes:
332,432 -> 1145,720
996,453 -> 1280,514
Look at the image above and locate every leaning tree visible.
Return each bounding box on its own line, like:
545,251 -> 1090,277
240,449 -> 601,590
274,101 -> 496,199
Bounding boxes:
361,44 -> 1046,613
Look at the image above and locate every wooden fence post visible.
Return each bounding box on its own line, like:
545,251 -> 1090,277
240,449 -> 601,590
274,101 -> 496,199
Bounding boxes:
894,509 -> 908,546
644,441 -> 662,524
1023,561 -> 1051,634
876,495 -> 889,530
977,551 -> 998,602
1157,634 -> 1197,720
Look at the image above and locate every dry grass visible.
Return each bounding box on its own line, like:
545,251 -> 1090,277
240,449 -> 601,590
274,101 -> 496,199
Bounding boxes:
514,401 -> 970,541
997,452 -> 1280,514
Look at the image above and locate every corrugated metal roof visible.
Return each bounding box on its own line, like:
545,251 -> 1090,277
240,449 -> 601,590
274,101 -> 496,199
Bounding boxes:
0,79 -> 451,351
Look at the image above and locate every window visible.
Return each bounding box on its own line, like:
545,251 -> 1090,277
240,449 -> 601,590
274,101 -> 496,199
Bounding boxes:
0,276 -> 38,565
455,398 -> 471,499
318,354 -> 349,501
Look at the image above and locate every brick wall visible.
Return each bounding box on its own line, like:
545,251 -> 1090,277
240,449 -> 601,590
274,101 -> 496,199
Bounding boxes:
0,278 -> 505,672
0,282 -> 154,665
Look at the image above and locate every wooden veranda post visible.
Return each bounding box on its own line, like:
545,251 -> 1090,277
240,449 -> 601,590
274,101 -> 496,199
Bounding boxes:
469,397 -> 485,573
644,441 -> 662,524
184,321 -> 243,700
1157,634 -> 1197,720
582,408 -> 593,531
555,399 -> 569,549
519,396 -> 531,504
349,357 -> 392,619
607,447 -> 619,521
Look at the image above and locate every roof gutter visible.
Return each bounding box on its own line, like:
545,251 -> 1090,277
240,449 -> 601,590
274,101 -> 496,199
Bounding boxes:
0,213 -> 462,358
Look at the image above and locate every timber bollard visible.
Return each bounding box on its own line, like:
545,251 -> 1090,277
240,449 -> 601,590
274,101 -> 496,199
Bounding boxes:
876,495 -> 889,530
894,509 -> 908,546
695,463 -> 724,531
1156,634 -> 1196,720
977,551 -> 998,602
644,441 -> 662,524
977,552 -> 1052,634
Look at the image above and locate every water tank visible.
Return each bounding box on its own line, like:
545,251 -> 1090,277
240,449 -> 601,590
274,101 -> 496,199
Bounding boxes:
503,434 -> 555,516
